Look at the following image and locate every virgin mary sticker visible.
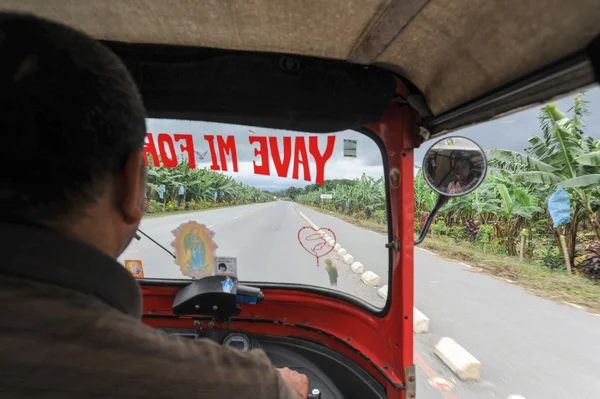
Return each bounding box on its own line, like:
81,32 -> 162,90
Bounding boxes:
170,221 -> 219,279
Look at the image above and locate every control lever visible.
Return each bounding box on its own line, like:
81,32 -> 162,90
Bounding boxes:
307,388 -> 321,399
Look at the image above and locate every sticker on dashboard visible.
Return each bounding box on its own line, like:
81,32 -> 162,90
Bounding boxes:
171,221 -> 219,279
214,256 -> 238,277
124,260 -> 144,278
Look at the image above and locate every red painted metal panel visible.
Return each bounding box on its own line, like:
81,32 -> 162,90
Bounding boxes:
139,78 -> 420,397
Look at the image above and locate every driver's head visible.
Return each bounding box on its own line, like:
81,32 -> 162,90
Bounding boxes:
0,13 -> 147,258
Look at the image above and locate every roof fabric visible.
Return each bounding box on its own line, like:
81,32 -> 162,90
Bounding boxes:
2,0 -> 599,115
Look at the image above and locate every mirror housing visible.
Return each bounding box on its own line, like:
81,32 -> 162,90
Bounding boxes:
415,136 -> 487,245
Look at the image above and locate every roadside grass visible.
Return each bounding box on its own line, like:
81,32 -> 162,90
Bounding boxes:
420,236 -> 600,314
300,203 -> 600,313
143,202 -> 253,219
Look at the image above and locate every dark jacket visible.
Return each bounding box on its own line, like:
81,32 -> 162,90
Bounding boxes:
0,222 -> 299,398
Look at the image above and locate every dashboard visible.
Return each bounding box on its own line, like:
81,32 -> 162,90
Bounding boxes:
155,327 -> 386,399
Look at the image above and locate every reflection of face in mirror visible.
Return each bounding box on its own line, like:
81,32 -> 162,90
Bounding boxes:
422,137 -> 487,196
448,156 -> 474,194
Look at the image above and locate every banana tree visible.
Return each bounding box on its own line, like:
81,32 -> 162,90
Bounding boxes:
490,93 -> 600,263
490,183 -> 543,256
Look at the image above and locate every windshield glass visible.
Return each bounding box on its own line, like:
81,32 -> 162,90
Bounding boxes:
118,119 -> 389,308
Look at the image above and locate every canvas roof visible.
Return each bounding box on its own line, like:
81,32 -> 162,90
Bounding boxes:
2,0 -> 599,132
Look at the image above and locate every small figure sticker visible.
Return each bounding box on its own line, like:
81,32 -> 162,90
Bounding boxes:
325,258 -> 338,287
222,276 -> 234,293
124,260 -> 144,278
389,168 -> 400,188
171,221 -> 219,279
214,256 -> 238,277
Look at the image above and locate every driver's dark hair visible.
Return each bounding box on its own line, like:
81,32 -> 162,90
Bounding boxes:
0,12 -> 146,225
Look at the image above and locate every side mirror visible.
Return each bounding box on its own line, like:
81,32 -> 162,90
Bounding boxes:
415,136 -> 487,245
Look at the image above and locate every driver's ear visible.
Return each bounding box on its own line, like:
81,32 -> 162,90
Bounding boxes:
118,149 -> 146,225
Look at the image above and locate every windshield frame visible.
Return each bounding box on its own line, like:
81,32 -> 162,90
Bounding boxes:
134,126 -> 393,315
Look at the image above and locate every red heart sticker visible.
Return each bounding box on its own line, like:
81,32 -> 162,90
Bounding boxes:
297,226 -> 337,266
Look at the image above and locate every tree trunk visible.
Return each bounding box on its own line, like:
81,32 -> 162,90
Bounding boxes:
559,232 -> 572,274
567,213 -> 579,268
519,234 -> 525,262
507,234 -> 516,256
588,211 -> 600,241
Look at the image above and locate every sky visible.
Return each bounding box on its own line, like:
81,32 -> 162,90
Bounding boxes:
147,86 -> 600,191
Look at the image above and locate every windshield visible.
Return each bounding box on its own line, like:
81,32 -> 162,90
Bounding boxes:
118,119 -> 389,308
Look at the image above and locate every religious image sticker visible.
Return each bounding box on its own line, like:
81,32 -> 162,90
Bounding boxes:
171,221 -> 219,279
124,260 -> 144,278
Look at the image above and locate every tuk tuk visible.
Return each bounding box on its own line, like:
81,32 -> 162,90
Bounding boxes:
3,1 -> 599,398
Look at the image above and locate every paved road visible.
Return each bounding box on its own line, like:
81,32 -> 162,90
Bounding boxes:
414,248 -> 600,399
120,201 -> 600,398
119,201 -> 383,306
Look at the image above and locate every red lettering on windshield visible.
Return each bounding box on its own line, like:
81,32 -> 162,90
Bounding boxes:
157,133 -> 177,168
143,133 -> 160,167
309,136 -> 336,185
292,137 -> 311,182
145,133 -> 336,183
250,136 -> 270,175
217,135 -> 238,172
270,136 -> 292,178
174,134 -> 196,169
203,135 -> 221,171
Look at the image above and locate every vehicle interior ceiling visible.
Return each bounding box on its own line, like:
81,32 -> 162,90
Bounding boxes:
4,1 -> 600,397
3,0 -> 600,138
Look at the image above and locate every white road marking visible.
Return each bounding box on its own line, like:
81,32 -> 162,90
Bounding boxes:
232,215 -> 243,219
290,203 -> 383,294
414,308 -> 430,333
458,262 -> 472,268
428,377 -> 454,391
434,337 -> 482,380
566,302 -> 584,310
360,271 -> 380,287
416,248 -> 435,255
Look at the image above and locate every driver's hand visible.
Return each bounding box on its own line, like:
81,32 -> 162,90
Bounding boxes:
277,367 -> 309,398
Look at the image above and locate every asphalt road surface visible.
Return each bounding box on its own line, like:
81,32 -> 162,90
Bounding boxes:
120,201 -> 600,399
119,200 -> 386,306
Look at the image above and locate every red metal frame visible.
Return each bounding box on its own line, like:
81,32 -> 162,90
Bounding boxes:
139,80 -> 420,398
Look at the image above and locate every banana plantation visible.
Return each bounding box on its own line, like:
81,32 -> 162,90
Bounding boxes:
294,175 -> 388,224
298,93 -> 600,281
144,158 -> 274,214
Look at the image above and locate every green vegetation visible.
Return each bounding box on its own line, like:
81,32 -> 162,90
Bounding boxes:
144,157 -> 273,215
291,175 -> 387,225
295,93 -> 600,305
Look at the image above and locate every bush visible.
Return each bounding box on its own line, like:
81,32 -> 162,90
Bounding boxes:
430,220 -> 448,236
165,201 -> 177,212
145,199 -> 164,214
534,245 -> 564,269
374,209 -> 386,225
575,245 -> 600,281
477,225 -> 494,248
448,226 -> 467,241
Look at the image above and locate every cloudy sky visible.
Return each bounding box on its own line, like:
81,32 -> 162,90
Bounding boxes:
147,87 -> 600,191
